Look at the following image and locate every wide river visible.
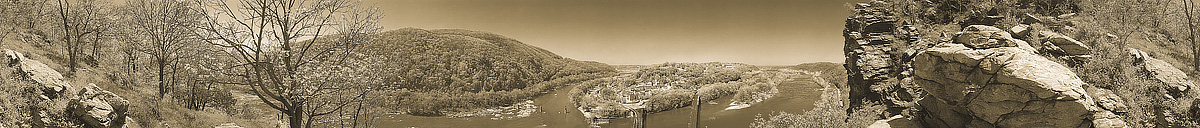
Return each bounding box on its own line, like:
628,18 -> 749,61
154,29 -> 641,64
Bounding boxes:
373,74 -> 823,128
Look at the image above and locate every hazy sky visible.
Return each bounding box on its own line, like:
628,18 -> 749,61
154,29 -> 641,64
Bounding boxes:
364,0 -> 866,65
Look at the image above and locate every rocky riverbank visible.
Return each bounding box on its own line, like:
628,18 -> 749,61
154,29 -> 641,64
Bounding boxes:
572,63 -> 803,120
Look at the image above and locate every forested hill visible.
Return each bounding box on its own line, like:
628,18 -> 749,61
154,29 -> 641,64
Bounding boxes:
361,28 -> 614,93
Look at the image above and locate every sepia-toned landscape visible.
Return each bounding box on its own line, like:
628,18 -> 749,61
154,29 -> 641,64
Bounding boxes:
4,0 -> 1200,128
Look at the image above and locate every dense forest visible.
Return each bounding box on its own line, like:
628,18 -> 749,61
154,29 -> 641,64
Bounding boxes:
0,0 -> 615,127
359,28 -> 617,116
362,28 -> 614,92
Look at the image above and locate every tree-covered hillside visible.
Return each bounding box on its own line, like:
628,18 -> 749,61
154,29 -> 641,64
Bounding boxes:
363,28 -> 613,92
358,28 -> 616,116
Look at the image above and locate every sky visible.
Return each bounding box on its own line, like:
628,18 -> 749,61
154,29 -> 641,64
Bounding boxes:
363,0 -> 867,65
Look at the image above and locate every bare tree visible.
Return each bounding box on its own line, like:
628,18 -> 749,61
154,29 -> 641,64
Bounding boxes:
1,0 -> 52,33
0,1 -> 17,46
1185,0 -> 1198,73
193,0 -> 383,127
123,0 -> 204,98
53,0 -> 109,74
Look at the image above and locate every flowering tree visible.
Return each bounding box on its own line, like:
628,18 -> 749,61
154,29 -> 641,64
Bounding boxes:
192,0 -> 383,127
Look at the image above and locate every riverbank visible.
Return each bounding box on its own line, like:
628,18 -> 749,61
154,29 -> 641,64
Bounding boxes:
374,79 -> 594,128
594,71 -> 824,128
571,63 -> 804,120
390,72 -> 616,116
371,63 -> 830,128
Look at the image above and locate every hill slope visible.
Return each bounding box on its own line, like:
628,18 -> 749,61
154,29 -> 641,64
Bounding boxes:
363,28 -> 612,92
360,28 -> 616,115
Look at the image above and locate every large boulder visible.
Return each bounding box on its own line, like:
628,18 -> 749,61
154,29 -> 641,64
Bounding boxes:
1037,31 -> 1091,55
4,49 -> 72,99
70,83 -> 130,128
1010,24 -> 1031,37
4,49 -> 132,128
913,43 -> 1128,128
953,25 -> 1036,52
1129,49 -> 1195,98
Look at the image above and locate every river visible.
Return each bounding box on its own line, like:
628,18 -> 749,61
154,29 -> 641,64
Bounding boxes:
373,74 -> 823,128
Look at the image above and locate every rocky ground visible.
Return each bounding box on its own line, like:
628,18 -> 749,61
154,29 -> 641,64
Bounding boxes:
2,49 -> 134,128
911,26 -> 1126,127
832,0 -> 1200,127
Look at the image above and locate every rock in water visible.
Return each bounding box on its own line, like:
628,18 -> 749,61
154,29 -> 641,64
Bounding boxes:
913,43 -> 1128,127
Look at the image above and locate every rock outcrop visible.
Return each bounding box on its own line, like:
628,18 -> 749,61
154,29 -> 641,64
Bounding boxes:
954,25 -> 1036,52
1009,24 -> 1031,37
3,49 -> 133,128
5,49 -> 71,99
913,36 -> 1128,127
868,115 -> 921,128
1130,49 -> 1195,98
1037,31 -> 1091,56
71,83 -> 130,128
843,0 -> 926,116
1128,48 -> 1200,123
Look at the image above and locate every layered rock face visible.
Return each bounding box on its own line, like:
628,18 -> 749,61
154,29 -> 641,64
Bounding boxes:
912,29 -> 1128,127
843,1 -> 925,115
3,49 -> 133,128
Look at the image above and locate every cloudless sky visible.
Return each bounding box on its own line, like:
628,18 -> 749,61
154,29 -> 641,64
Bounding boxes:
362,0 -> 867,65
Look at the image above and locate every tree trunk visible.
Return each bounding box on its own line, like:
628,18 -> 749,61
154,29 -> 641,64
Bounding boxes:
1187,0 -> 1199,73
56,0 -> 75,75
189,80 -> 197,109
352,101 -> 364,128
92,37 -> 100,64
69,42 -> 76,73
304,113 -> 316,128
288,111 -> 303,128
158,58 -> 166,98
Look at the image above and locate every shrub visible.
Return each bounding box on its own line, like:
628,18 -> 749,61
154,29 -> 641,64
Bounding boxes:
751,80 -> 884,128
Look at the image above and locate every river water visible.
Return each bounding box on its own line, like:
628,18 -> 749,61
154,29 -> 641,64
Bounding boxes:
374,74 -> 823,128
